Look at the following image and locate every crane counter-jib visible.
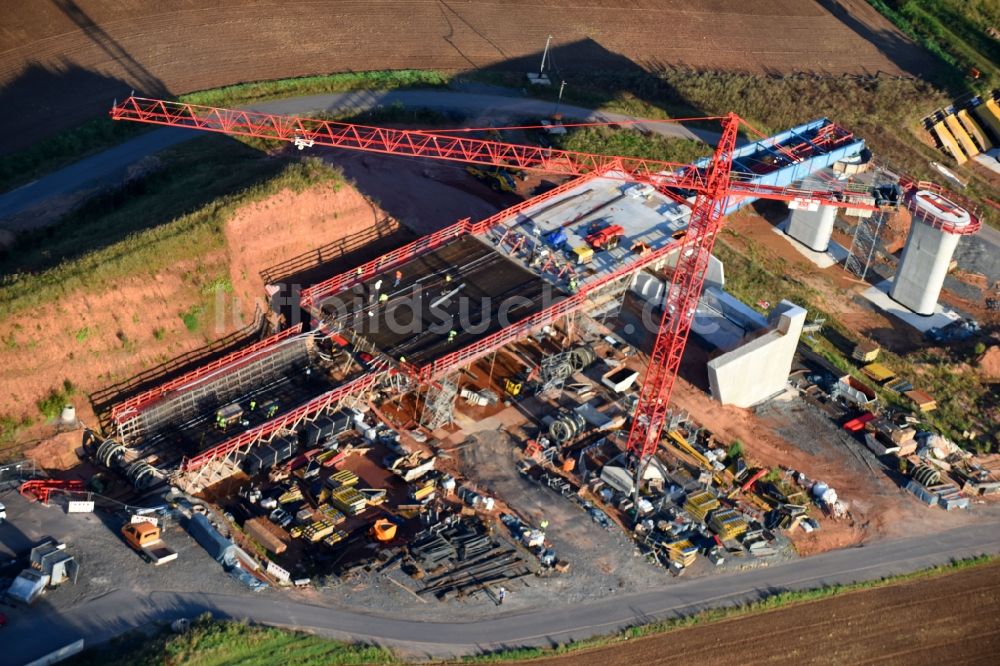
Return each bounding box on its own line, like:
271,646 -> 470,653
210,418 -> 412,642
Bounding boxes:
110,96 -> 704,189
110,97 -> 871,209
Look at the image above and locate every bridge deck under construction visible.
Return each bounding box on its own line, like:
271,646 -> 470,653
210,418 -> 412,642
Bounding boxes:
319,234 -> 569,367
104,120 -> 868,484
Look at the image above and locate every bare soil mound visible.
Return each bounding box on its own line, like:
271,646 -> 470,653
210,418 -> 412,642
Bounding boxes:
0,181 -> 388,451
224,182 -> 389,303
980,344 -> 1000,381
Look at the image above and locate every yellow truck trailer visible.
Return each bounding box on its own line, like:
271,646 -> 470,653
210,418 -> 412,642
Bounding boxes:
944,114 -> 979,157
931,120 -> 967,164
957,109 -> 993,152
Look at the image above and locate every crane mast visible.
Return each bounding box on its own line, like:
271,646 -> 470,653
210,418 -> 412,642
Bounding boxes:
623,114 -> 739,458
110,97 -> 869,463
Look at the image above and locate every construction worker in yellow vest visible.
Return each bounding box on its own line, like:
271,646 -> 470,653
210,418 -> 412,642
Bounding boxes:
448,329 -> 457,343
379,292 -> 389,304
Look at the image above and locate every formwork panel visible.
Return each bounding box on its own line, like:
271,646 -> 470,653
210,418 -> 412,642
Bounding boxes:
931,121 -> 968,164
944,114 -> 979,157
957,109 -> 992,152
974,102 -> 1000,142
111,331 -> 364,473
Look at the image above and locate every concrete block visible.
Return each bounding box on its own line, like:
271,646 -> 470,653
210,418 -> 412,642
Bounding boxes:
706,300 -> 806,408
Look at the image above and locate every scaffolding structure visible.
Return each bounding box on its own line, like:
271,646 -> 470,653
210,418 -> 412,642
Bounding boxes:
420,377 -> 459,430
845,209 -> 888,280
111,325 -> 305,445
181,370 -> 387,491
118,333 -> 313,448
106,321 -> 384,491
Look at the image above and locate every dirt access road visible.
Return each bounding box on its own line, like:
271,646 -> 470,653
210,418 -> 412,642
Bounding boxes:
517,559 -> 1000,666
1,0 -> 939,151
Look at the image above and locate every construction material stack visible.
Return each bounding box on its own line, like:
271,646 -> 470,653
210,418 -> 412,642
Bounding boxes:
683,490 -> 720,522
708,508 -> 748,540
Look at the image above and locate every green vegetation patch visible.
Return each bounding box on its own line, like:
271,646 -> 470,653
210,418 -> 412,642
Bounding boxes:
0,70 -> 447,195
68,614 -> 396,666
180,70 -> 449,108
0,414 -> 33,450
36,379 -> 76,420
0,118 -> 149,195
0,146 -> 343,315
180,305 -> 204,332
551,127 -> 708,164
868,0 -> 1000,90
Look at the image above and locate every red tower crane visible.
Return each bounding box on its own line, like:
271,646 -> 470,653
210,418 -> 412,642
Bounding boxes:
110,97 -> 873,462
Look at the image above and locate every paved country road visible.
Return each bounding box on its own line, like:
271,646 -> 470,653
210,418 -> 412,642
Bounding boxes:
5,86 -> 997,269
0,88 -> 714,227
8,517 -> 1000,664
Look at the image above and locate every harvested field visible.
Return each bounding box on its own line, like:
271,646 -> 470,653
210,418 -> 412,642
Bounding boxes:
514,559 -> 1000,665
1,0 -> 940,152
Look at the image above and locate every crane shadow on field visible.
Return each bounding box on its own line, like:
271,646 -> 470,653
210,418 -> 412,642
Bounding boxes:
52,0 -> 167,100
0,62 -> 166,157
0,0 -> 169,156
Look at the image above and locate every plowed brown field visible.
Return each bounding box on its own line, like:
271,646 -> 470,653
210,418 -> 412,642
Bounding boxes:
1,1 -> 938,151
514,560 -> 1000,665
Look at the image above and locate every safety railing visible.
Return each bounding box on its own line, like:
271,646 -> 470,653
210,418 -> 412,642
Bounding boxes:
301,173 -> 602,313
110,324 -> 304,423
